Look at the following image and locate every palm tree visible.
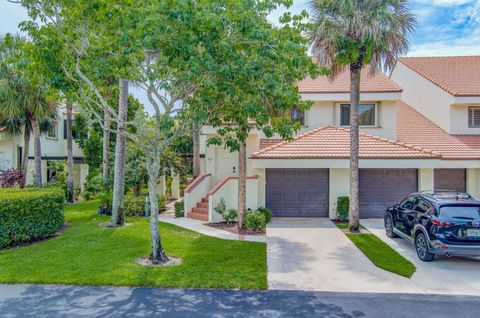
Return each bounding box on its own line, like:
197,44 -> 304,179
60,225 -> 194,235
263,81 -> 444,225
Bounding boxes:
0,35 -> 54,187
308,0 -> 415,232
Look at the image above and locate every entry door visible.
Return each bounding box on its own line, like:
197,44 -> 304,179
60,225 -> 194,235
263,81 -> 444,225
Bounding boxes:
214,147 -> 238,184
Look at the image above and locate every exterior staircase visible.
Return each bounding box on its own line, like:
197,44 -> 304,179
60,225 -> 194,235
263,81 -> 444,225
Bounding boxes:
188,196 -> 209,221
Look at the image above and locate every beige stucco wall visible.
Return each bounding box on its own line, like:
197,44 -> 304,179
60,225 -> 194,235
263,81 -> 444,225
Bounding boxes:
329,168 -> 349,219
0,133 -> 22,171
467,168 -> 480,199
418,168 -> 434,191
391,62 -> 454,133
450,104 -> 480,135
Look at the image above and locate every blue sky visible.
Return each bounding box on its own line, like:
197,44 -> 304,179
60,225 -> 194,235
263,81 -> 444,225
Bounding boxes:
1,0 -> 479,56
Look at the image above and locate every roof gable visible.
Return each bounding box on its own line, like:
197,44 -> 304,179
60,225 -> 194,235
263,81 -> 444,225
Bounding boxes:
252,126 -> 439,159
298,66 -> 402,94
398,56 -> 480,97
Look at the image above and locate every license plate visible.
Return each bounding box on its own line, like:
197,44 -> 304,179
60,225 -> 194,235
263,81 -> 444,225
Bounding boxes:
466,229 -> 480,237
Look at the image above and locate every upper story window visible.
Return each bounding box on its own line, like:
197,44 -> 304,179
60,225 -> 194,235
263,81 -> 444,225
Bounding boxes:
46,121 -> 58,139
290,106 -> 305,125
63,120 -> 77,139
340,103 -> 376,126
468,107 -> 480,128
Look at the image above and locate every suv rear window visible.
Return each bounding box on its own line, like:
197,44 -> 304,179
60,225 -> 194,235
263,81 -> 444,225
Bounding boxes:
439,206 -> 480,219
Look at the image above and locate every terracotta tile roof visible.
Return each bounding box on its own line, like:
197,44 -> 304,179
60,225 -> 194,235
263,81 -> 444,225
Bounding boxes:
259,139 -> 282,150
397,101 -> 480,160
298,66 -> 402,94
398,56 -> 480,96
251,126 -> 439,159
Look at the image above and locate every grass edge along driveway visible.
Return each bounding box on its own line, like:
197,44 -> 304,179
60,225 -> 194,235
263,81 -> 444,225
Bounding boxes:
0,201 -> 267,290
335,222 -> 416,278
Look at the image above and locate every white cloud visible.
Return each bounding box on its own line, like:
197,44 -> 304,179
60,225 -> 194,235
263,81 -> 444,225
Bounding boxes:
0,2 -> 28,35
408,29 -> 480,56
416,0 -> 475,6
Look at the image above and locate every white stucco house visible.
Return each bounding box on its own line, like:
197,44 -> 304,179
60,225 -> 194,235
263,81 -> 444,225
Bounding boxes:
184,56 -> 480,222
0,105 -> 88,190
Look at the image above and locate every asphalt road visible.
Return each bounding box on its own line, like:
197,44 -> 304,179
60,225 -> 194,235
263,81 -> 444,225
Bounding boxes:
0,284 -> 479,318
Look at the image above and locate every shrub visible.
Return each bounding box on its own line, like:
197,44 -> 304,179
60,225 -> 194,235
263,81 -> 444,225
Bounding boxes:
174,200 -> 184,218
256,207 -> 272,223
0,188 -> 65,248
214,198 -> 237,224
224,208 -> 238,224
159,194 -> 167,211
97,191 -> 112,215
124,194 -> 146,217
0,169 -> 24,188
337,196 -> 349,221
244,211 -> 266,231
83,175 -> 106,198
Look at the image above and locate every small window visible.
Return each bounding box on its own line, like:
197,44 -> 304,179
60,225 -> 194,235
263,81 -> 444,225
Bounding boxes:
46,121 -> 58,139
290,106 -> 305,125
63,120 -> 77,139
340,103 -> 376,126
468,107 -> 480,128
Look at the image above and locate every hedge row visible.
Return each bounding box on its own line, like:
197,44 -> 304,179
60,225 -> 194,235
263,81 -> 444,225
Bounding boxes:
0,188 -> 65,248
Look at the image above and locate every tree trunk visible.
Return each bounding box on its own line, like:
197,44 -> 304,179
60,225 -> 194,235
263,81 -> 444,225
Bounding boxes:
192,121 -> 201,178
111,78 -> 128,226
22,127 -> 30,187
66,101 -> 75,203
102,107 -> 111,179
31,116 -> 42,187
349,63 -> 361,233
147,157 -> 169,263
237,138 -> 247,230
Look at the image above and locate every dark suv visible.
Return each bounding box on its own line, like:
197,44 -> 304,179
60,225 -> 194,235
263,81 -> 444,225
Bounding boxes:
384,191 -> 480,261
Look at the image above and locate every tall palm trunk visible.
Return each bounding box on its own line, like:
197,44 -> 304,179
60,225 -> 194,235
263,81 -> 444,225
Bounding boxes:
30,115 -> 42,187
237,137 -> 247,230
349,63 -> 361,233
111,78 -> 128,226
102,107 -> 111,179
192,121 -> 201,177
22,127 -> 30,187
66,101 -> 74,203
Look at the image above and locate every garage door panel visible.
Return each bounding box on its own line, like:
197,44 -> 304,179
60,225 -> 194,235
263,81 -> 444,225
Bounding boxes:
266,169 -> 329,217
434,169 -> 466,192
360,169 -> 417,218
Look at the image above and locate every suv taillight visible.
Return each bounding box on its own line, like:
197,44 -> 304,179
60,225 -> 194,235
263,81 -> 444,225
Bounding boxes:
431,219 -> 456,227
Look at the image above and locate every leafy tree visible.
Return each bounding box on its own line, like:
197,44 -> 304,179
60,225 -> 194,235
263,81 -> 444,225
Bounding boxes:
308,0 -> 416,232
0,34 -> 55,187
204,0 -> 318,229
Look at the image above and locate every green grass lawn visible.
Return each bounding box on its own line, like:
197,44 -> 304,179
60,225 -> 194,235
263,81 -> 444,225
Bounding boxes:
0,201 -> 266,289
334,221 -> 366,230
345,233 -> 416,278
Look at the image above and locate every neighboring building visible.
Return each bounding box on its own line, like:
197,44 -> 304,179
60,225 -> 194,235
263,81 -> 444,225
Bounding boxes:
185,56 -> 480,222
0,105 -> 88,191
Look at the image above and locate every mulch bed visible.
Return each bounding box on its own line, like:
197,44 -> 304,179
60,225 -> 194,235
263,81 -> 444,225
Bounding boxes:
207,222 -> 265,236
136,256 -> 182,267
0,222 -> 70,251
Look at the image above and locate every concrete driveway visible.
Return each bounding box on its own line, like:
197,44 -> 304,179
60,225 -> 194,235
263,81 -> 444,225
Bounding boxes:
362,219 -> 480,296
267,218 -> 423,293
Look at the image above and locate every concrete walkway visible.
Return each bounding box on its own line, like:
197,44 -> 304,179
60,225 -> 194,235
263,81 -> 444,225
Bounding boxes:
2,284 -> 480,318
158,215 -> 266,243
267,218 -> 423,293
362,219 -> 480,296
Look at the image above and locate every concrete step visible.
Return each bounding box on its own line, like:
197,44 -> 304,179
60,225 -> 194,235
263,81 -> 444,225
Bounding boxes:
192,207 -> 208,215
197,202 -> 208,209
188,212 -> 208,221
201,197 -> 209,203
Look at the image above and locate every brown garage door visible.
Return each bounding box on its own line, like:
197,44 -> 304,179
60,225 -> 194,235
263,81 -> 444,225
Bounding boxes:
266,169 -> 329,217
434,169 -> 466,192
359,169 -> 418,218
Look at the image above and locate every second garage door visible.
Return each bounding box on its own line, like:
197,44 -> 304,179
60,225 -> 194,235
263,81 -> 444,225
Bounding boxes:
434,169 -> 466,192
266,169 -> 329,217
359,169 -> 418,218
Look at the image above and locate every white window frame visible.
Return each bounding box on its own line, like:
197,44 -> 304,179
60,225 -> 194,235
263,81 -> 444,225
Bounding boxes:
46,121 -> 58,139
338,103 -> 378,127
468,106 -> 480,128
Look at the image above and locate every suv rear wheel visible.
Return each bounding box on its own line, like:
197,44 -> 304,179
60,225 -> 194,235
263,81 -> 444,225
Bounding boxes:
384,213 -> 398,238
415,232 -> 435,262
